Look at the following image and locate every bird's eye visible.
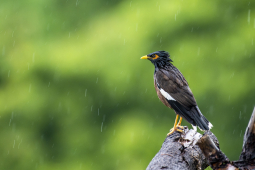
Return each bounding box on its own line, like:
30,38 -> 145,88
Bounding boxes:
153,54 -> 159,60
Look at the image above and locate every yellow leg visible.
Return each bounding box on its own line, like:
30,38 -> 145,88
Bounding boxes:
167,115 -> 184,136
177,117 -> 182,126
174,115 -> 179,127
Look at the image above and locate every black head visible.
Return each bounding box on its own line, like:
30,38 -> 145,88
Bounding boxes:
141,51 -> 173,68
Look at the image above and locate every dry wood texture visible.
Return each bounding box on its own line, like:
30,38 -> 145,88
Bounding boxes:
146,107 -> 255,170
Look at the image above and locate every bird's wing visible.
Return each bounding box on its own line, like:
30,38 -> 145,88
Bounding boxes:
155,68 -> 197,109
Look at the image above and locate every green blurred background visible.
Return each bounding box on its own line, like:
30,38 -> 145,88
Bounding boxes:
0,0 -> 255,169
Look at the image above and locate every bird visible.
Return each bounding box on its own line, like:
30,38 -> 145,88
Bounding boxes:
141,51 -> 212,135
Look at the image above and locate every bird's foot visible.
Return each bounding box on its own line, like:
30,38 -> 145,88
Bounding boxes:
167,125 -> 184,136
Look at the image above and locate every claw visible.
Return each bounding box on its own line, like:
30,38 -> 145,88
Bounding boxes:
167,115 -> 184,136
167,125 -> 184,136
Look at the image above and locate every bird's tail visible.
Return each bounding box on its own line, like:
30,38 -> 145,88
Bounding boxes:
191,106 -> 213,131
167,100 -> 213,131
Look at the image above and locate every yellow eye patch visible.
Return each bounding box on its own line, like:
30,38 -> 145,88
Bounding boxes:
153,54 -> 159,60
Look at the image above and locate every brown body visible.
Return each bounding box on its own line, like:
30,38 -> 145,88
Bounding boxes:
154,66 -> 197,111
154,74 -> 172,109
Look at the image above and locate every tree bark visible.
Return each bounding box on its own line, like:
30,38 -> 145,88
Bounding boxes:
197,133 -> 238,170
146,107 -> 255,170
232,107 -> 255,170
146,127 -> 210,170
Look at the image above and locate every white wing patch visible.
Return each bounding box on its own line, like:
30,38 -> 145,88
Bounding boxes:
159,88 -> 176,101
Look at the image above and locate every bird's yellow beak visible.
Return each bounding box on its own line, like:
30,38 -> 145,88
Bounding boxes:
141,55 -> 151,59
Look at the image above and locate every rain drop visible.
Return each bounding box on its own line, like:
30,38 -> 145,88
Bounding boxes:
130,132 -> 134,142
230,72 -> 234,78
29,84 -> 31,92
248,9 -> 250,24
101,122 -> 103,132
197,47 -> 200,56
18,139 -> 22,149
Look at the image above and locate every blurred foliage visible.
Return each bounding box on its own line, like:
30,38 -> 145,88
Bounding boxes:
0,0 -> 255,169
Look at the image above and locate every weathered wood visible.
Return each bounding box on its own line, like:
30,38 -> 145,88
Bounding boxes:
147,107 -> 255,170
232,107 -> 255,169
240,107 -> 255,161
197,107 -> 255,170
146,127 -> 209,170
197,133 -> 238,170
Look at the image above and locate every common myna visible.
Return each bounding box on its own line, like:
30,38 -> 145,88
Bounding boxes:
141,51 -> 212,135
